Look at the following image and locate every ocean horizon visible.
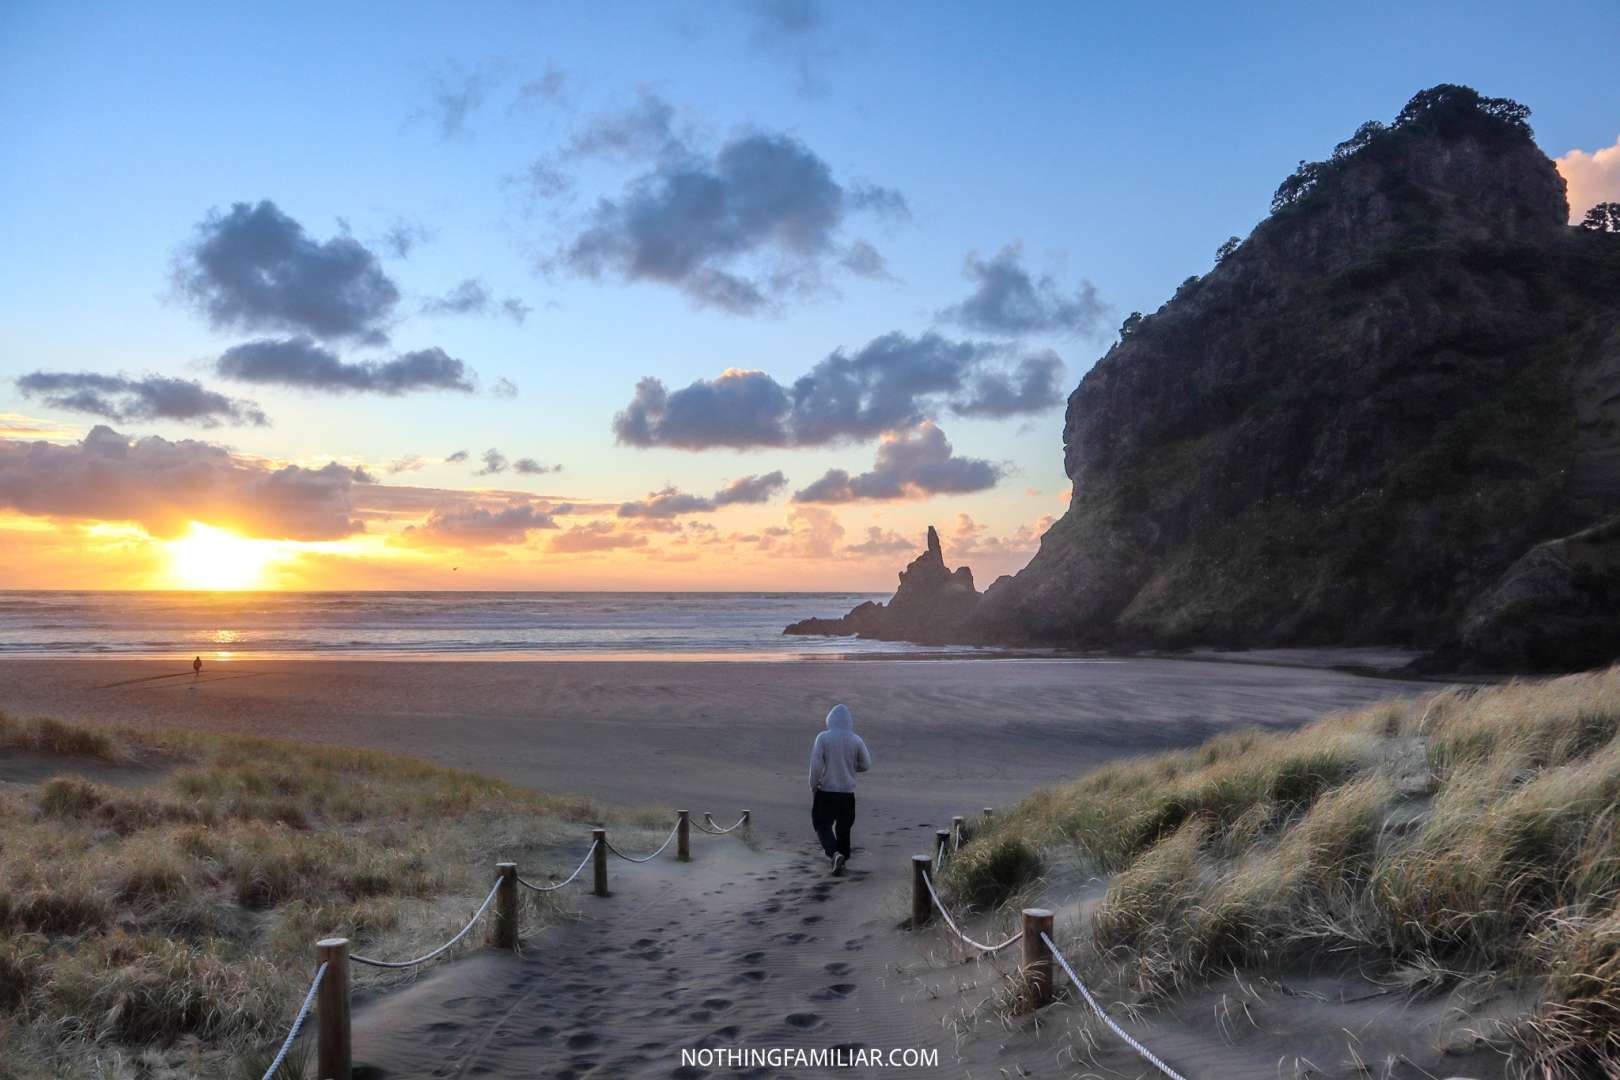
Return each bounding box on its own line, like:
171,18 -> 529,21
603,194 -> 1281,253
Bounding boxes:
0,589 -> 970,661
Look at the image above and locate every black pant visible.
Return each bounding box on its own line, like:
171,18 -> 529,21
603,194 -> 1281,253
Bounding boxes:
812,790 -> 856,859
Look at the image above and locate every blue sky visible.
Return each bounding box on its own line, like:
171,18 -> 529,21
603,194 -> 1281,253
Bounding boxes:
2,0 -> 1617,589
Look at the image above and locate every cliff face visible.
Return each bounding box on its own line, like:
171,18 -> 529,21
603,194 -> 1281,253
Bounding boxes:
975,89 -> 1620,667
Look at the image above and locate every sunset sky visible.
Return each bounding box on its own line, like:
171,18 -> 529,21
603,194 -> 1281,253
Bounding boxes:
3,1 -> 1619,591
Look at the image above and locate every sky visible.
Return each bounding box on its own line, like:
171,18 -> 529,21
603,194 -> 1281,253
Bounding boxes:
2,0 -> 1618,591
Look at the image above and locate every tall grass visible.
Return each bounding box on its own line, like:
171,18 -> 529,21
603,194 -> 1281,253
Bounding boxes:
0,712 -> 634,1079
942,667 -> 1620,1078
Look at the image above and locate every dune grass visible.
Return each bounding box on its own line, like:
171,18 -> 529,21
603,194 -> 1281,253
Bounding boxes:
0,712 -> 653,1080
940,667 -> 1620,1078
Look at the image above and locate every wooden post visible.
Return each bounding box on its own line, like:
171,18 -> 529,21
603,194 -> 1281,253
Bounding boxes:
592,828 -> 609,897
1022,909 -> 1055,1008
935,829 -> 951,865
676,810 -> 691,862
910,854 -> 933,928
316,937 -> 352,1080
983,806 -> 994,823
492,862 -> 518,949
741,810 -> 751,832
952,814 -> 965,848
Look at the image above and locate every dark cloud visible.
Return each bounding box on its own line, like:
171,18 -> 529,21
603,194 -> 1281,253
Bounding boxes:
0,425 -> 370,540
840,240 -> 892,280
215,337 -> 476,395
938,243 -> 1109,337
614,370 -> 791,449
15,372 -> 267,428
408,502 -> 558,546
548,520 -> 648,554
420,279 -> 531,324
793,422 -> 1000,503
551,119 -> 903,313
513,458 -> 561,475
951,350 -> 1065,419
474,449 -> 508,476
174,200 -> 400,345
612,332 -> 1063,450
384,455 -> 425,474
616,470 -> 787,519
444,450 -> 470,464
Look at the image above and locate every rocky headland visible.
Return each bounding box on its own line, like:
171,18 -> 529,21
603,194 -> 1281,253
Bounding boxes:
788,86 -> 1620,673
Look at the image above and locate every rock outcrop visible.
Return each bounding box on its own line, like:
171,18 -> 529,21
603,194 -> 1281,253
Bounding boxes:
785,526 -> 980,643
789,86 -> 1620,672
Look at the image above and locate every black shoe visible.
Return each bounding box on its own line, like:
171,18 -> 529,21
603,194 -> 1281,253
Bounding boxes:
832,853 -> 847,876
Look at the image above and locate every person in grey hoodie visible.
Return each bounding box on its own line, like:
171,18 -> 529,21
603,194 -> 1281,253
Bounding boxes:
809,703 -> 871,875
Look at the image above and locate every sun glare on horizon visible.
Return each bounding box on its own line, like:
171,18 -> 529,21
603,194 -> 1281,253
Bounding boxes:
164,523 -> 282,590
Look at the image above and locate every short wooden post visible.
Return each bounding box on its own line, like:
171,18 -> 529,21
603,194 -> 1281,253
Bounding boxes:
935,829 -> 951,865
316,936 -> 352,1080
910,854 -> 933,928
983,806 -> 994,823
492,862 -> 518,949
676,810 -> 691,862
592,828 -> 609,897
741,809 -> 751,831
952,814 -> 965,847
1022,909 -> 1055,1008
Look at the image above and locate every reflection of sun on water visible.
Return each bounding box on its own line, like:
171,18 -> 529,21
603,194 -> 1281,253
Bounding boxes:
165,523 -> 281,590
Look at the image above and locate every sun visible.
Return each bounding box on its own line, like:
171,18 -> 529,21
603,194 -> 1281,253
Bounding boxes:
164,523 -> 281,590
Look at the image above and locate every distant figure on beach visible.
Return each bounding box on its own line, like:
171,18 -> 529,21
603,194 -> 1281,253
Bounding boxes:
809,703 -> 871,875
192,656 -> 202,677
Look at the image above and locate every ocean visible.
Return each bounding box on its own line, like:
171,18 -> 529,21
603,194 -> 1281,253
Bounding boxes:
0,591 -> 972,661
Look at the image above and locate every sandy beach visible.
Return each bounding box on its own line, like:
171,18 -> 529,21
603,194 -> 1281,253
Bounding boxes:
0,655 -> 1441,1077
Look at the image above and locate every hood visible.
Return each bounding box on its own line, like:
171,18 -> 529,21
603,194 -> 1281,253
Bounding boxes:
825,703 -> 854,732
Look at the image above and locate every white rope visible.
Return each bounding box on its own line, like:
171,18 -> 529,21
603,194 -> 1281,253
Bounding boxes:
604,820 -> 681,863
918,868 -> 1023,953
953,827 -> 962,852
517,840 -> 599,893
936,837 -> 947,864
351,879 -> 502,969
700,812 -> 748,834
260,961 -> 326,1080
1040,931 -> 1189,1080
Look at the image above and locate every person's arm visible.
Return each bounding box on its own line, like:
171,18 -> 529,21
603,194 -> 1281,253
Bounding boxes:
809,733 -> 826,792
855,736 -> 871,773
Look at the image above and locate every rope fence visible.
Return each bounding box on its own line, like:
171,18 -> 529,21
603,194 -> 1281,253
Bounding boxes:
259,808 -> 749,1079
909,806 -> 1187,1080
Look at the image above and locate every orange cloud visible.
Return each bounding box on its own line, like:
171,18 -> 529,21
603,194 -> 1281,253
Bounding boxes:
1556,136 -> 1620,222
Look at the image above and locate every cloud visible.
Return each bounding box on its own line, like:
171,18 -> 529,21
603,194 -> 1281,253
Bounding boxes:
492,377 -> 520,399
408,502 -> 558,546
420,279 -> 531,324
421,64 -> 499,139
938,243 -> 1109,337
793,422 -> 1001,503
743,0 -> 837,98
378,219 -> 432,259
384,455 -> 426,474
16,372 -> 267,428
1556,136 -> 1620,223
945,512 -> 1053,561
444,450 -> 470,464
0,425 -> 371,540
462,449 -> 559,477
840,239 -> 892,280
215,337 -> 477,395
174,200 -> 400,344
475,449 -> 508,476
612,332 -> 1064,449
548,520 -> 649,554
513,458 -> 561,475
549,112 -> 905,313
754,506 -> 843,558
617,470 -> 787,519
514,66 -> 568,109
0,413 -> 81,440
843,526 -> 914,557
